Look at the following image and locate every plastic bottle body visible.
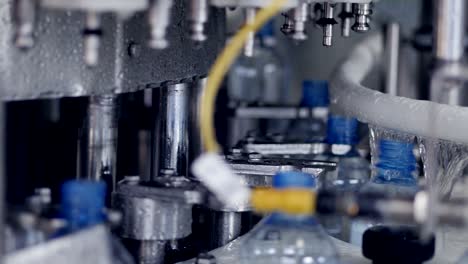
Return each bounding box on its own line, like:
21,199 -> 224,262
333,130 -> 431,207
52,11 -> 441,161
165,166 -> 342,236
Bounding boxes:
240,213 -> 340,264
350,139 -> 418,246
228,54 -> 263,104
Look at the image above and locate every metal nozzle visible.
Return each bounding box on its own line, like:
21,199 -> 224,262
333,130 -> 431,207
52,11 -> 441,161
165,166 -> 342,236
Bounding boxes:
148,0 -> 174,49
189,0 -> 209,42
83,12 -> 102,67
14,0 -> 38,49
352,3 -> 372,33
291,3 -> 309,41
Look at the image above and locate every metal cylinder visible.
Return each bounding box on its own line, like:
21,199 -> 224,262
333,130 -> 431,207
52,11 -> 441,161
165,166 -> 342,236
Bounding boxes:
212,212 -> 243,247
189,78 -> 206,171
340,3 -> 352,37
14,0 -> 37,49
385,23 -> 400,96
434,0 -> 466,62
189,0 -> 209,42
138,240 -> 167,264
322,2 -> 336,47
155,82 -> 189,179
244,8 -> 256,57
79,95 -> 118,190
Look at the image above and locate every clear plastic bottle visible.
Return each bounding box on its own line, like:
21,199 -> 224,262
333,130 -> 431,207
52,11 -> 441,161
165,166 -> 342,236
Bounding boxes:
315,116 -> 370,239
288,80 -> 329,143
227,21 -> 286,105
350,139 -> 418,246
240,171 -> 340,264
321,115 -> 370,191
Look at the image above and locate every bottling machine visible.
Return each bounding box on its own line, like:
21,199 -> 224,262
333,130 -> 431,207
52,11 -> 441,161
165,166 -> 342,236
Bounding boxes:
2,0 -> 468,263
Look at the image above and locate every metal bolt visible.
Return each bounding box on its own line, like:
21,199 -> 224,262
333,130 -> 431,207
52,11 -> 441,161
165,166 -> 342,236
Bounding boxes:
352,3 -> 372,33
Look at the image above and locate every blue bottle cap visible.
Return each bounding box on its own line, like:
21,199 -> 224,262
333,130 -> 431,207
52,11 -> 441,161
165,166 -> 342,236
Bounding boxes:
61,180 -> 106,231
273,171 -> 316,189
377,139 -> 416,173
257,20 -> 275,38
327,115 -> 359,145
301,80 -> 329,107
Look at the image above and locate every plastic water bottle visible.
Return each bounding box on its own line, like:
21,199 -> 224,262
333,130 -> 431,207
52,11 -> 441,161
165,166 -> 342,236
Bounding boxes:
321,115 -> 370,191
288,80 -> 329,143
240,171 -> 340,264
255,21 -> 287,105
227,21 -> 286,105
350,139 -> 418,246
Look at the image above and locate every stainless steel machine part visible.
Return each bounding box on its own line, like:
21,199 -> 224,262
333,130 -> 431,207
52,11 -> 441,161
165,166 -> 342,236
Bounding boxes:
14,0 -> 38,49
113,177 -> 202,240
189,0 -> 209,42
242,142 -> 328,156
339,3 -> 352,37
233,106 -> 318,119
79,95 -> 118,190
189,78 -> 207,169
352,3 -> 371,33
430,0 -> 466,105
83,11 -> 102,67
321,2 -> 336,46
291,2 -> 308,41
4,225 -> 113,264
113,176 -> 203,264
156,82 -> 190,178
212,212 -> 243,247
137,240 -> 167,264
0,0 -> 225,101
384,23 -> 400,96
434,0 -> 466,62
243,8 -> 256,57
148,0 -> 174,49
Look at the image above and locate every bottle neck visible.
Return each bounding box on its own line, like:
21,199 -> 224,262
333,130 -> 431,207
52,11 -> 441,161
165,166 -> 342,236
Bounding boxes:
373,140 -> 417,186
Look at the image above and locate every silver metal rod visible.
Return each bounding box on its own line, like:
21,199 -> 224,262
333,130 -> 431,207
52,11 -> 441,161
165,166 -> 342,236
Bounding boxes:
80,95 -> 118,190
243,8 -> 256,57
213,212 -> 243,248
385,23 -> 400,96
189,78 -> 206,172
434,0 -> 466,62
156,83 -> 189,178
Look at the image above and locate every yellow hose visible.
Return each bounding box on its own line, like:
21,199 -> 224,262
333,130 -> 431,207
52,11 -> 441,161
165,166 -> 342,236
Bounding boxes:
200,0 -> 287,153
